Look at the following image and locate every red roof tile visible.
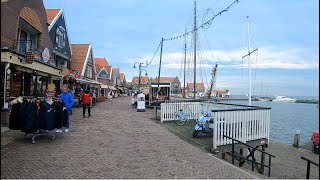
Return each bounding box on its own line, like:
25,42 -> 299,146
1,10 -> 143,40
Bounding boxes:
70,44 -> 90,74
120,73 -> 125,83
186,83 -> 205,89
45,9 -> 61,25
132,76 -> 149,84
113,68 -> 119,76
94,57 -> 109,67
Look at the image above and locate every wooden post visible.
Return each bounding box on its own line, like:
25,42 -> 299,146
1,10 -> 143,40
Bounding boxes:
222,152 -> 225,160
293,130 -> 300,147
239,148 -> 244,166
261,145 -> 265,173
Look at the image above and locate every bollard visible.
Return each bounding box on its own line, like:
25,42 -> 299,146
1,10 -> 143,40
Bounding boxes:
293,130 -> 300,147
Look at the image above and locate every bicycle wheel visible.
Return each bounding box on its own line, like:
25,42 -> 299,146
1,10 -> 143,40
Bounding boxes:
174,105 -> 191,126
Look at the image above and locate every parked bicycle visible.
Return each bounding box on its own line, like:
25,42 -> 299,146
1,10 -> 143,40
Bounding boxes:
174,105 -> 196,126
174,104 -> 210,126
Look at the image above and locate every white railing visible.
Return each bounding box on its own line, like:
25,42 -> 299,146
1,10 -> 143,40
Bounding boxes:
160,101 -> 271,150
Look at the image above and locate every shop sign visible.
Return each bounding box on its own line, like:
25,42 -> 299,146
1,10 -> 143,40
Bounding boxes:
42,48 -> 50,63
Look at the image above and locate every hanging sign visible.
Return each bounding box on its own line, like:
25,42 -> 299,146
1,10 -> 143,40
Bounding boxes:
42,48 -> 50,63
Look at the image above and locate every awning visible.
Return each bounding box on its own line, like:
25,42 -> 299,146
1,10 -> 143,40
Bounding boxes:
101,84 -> 109,89
76,78 -> 91,84
100,84 -> 117,90
86,79 -> 102,85
110,86 -> 117,90
117,87 -> 124,91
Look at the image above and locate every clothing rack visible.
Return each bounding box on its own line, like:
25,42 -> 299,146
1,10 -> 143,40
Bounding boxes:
26,97 -> 55,144
24,130 -> 55,144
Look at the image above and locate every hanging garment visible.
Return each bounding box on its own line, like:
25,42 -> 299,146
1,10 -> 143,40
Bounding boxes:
9,103 -> 23,130
37,101 -> 55,130
51,101 -> 67,129
21,102 -> 37,133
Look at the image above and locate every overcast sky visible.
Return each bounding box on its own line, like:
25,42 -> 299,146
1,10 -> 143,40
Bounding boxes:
43,0 -> 319,97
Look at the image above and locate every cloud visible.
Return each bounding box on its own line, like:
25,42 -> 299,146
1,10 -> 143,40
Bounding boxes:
142,46 -> 319,70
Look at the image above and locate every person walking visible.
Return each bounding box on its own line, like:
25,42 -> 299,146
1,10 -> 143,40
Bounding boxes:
58,84 -> 74,133
92,90 -> 97,105
108,90 -> 114,101
82,89 -> 92,118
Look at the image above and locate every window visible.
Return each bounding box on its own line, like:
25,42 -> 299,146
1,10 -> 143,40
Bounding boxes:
87,66 -> 92,78
56,26 -> 65,48
17,18 -> 39,54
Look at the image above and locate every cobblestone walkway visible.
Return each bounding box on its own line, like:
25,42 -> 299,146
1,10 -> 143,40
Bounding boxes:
1,97 -> 262,179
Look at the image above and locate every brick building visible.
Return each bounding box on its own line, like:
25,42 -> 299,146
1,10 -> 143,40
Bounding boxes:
1,0 -> 64,126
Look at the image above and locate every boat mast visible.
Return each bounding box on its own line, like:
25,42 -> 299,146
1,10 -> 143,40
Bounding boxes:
242,16 -> 258,105
193,0 -> 197,99
207,63 -> 218,99
183,28 -> 187,98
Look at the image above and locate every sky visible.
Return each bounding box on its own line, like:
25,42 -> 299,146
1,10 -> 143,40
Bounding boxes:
43,0 -> 319,97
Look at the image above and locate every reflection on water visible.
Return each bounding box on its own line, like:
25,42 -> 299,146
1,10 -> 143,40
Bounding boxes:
220,100 -> 319,145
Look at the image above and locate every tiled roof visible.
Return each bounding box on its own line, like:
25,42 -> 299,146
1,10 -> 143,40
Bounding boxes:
106,66 -> 112,78
70,44 -> 90,74
45,9 -> 61,25
120,73 -> 125,83
94,57 -> 109,67
113,68 -> 119,76
132,76 -> 149,84
186,83 -> 205,89
95,64 -> 104,74
151,77 -> 177,83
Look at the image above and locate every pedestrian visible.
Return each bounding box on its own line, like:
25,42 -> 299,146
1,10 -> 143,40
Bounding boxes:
108,90 -> 114,101
92,90 -> 97,105
57,84 -> 74,133
133,92 -> 138,108
82,89 -> 92,118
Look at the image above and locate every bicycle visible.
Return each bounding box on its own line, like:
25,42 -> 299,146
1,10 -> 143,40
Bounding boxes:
174,104 -> 211,126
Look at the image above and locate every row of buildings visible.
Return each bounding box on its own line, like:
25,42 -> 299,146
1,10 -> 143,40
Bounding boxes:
1,0 -> 126,126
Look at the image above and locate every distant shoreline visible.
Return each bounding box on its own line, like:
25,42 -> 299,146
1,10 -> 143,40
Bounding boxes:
217,97 -> 319,104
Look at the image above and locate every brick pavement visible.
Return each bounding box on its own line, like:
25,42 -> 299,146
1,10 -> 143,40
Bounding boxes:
1,96 -> 262,179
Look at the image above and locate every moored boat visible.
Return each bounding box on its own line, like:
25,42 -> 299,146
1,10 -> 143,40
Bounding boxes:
272,95 -> 296,103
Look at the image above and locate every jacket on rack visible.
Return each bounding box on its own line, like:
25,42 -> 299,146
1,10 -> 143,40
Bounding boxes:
37,101 -> 55,130
51,101 -> 68,129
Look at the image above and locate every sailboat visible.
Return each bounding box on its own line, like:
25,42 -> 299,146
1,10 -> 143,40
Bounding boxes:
258,82 -> 271,101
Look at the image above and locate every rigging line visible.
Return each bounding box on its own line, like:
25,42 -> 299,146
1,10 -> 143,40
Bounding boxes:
179,35 -> 186,83
200,28 -> 216,89
163,0 -> 239,42
146,41 -> 161,67
202,28 -> 217,64
197,33 -> 206,86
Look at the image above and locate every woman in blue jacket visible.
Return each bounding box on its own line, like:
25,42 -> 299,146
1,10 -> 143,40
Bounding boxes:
58,84 -> 75,133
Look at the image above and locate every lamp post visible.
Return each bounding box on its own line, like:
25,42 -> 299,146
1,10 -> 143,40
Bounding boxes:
133,62 -> 148,92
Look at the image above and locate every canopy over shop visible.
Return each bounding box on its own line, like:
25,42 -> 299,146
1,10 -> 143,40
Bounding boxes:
100,84 -> 118,97
1,49 -> 64,109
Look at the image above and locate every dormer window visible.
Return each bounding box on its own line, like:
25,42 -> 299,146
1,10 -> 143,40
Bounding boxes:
55,26 -> 65,48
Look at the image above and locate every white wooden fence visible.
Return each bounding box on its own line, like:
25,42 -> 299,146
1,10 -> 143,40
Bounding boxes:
160,101 -> 271,150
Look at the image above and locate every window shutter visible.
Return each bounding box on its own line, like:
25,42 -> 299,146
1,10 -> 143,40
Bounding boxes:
62,32 -> 66,47
55,27 -> 59,44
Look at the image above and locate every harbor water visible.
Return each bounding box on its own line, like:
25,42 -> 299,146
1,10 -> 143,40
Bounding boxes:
220,99 -> 319,145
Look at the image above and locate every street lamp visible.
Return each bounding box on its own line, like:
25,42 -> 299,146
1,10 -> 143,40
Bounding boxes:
133,62 -> 148,92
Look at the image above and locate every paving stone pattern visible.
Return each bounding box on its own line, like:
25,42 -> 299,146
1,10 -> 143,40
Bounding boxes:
1,97 -> 261,179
